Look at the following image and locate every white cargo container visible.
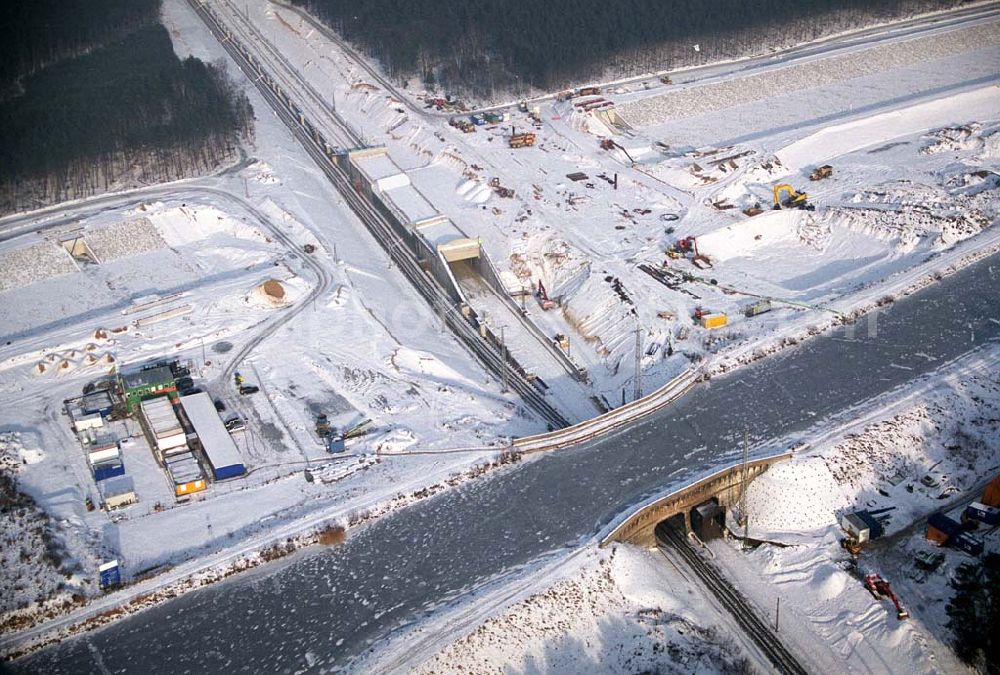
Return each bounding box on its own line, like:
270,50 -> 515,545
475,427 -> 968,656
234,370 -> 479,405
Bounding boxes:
87,446 -> 121,466
73,412 -> 105,432
140,397 -> 187,452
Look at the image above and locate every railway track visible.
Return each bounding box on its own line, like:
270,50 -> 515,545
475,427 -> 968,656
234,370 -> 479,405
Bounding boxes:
656,522 -> 807,675
187,0 -> 568,429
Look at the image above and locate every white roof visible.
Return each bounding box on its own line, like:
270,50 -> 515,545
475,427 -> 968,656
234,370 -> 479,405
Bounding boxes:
416,217 -> 468,249
381,183 -> 438,225
352,150 -> 402,183
165,451 -> 203,483
140,397 -> 182,436
179,392 -> 244,471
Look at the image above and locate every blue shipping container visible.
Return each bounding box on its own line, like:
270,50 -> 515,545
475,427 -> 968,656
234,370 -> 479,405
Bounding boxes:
212,463 -> 246,481
964,502 -> 1000,526
927,512 -> 961,537
99,561 -> 121,588
94,462 -> 125,482
953,532 -> 984,556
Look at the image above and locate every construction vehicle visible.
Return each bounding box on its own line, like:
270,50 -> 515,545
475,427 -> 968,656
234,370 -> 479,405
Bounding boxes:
234,372 -> 245,387
810,164 -> 833,181
509,132 -> 536,148
744,299 -> 773,317
772,184 -> 815,210
841,536 -> 863,557
315,414 -> 331,438
743,203 -> 764,217
669,236 -> 712,269
599,138 -> 637,165
864,574 -> 909,620
536,279 -> 557,310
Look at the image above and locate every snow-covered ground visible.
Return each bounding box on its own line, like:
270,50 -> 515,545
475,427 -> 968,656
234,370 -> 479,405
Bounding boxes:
373,545 -> 756,674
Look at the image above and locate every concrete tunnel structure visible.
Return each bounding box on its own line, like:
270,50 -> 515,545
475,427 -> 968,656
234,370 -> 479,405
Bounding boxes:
601,453 -> 791,548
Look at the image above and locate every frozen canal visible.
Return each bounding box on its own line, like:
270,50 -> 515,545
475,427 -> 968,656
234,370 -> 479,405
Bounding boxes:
18,255 -> 1000,673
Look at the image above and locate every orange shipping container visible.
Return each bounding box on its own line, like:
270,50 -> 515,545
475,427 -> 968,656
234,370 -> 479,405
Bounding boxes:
982,474 -> 1000,508
175,479 -> 206,497
926,525 -> 949,545
700,313 -> 728,330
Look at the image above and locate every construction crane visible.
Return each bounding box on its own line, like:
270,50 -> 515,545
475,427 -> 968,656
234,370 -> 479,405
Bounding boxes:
772,183 -> 815,210
864,574 -> 910,620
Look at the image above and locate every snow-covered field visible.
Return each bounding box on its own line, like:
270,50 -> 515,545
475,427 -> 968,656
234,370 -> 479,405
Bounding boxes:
1,0 -> 998,661
413,546 -> 754,674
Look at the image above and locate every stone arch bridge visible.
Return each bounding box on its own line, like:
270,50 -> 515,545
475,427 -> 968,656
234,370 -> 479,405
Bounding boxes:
601,453 -> 792,548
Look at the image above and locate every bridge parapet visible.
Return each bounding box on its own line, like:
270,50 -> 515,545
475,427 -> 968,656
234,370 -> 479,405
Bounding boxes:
601,453 -> 792,548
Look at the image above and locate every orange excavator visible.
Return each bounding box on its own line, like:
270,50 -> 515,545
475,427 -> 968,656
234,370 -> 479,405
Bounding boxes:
865,574 -> 909,620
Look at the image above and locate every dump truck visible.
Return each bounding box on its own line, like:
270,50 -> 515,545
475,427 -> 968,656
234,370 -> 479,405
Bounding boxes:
810,165 -> 833,181
509,132 -> 536,148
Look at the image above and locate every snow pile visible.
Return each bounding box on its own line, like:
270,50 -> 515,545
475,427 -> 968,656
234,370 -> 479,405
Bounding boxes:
0,243 -> 77,293
776,86 -> 999,173
697,210 -> 806,262
415,546 -> 751,674
746,349 -> 1000,543
618,22 -> 1000,129
147,203 -> 264,248
85,218 -> 165,262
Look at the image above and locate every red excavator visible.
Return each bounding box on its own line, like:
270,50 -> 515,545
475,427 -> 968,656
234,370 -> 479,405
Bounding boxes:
864,574 -> 909,620
668,236 -> 712,269
536,279 -> 557,310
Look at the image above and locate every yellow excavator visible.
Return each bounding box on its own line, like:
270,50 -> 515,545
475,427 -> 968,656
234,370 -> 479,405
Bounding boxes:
772,183 -> 815,211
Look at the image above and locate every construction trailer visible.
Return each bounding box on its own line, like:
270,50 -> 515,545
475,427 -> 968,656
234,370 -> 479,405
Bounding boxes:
983,474 -> 1000,507
81,390 -> 114,416
140,396 -> 187,456
121,365 -> 177,413
165,452 -> 206,498
179,392 -> 246,481
101,475 -> 137,509
964,501 -> 1000,526
841,512 -> 872,544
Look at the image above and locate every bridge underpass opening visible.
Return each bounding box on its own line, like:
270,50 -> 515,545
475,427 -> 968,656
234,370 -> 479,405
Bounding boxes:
691,498 -> 725,541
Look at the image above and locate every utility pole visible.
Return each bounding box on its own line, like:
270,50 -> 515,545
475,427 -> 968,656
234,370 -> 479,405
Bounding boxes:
633,325 -> 643,401
741,427 -> 750,544
500,325 -> 509,394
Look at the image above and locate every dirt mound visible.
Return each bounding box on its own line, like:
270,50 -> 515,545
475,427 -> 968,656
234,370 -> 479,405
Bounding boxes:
262,279 -> 285,300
